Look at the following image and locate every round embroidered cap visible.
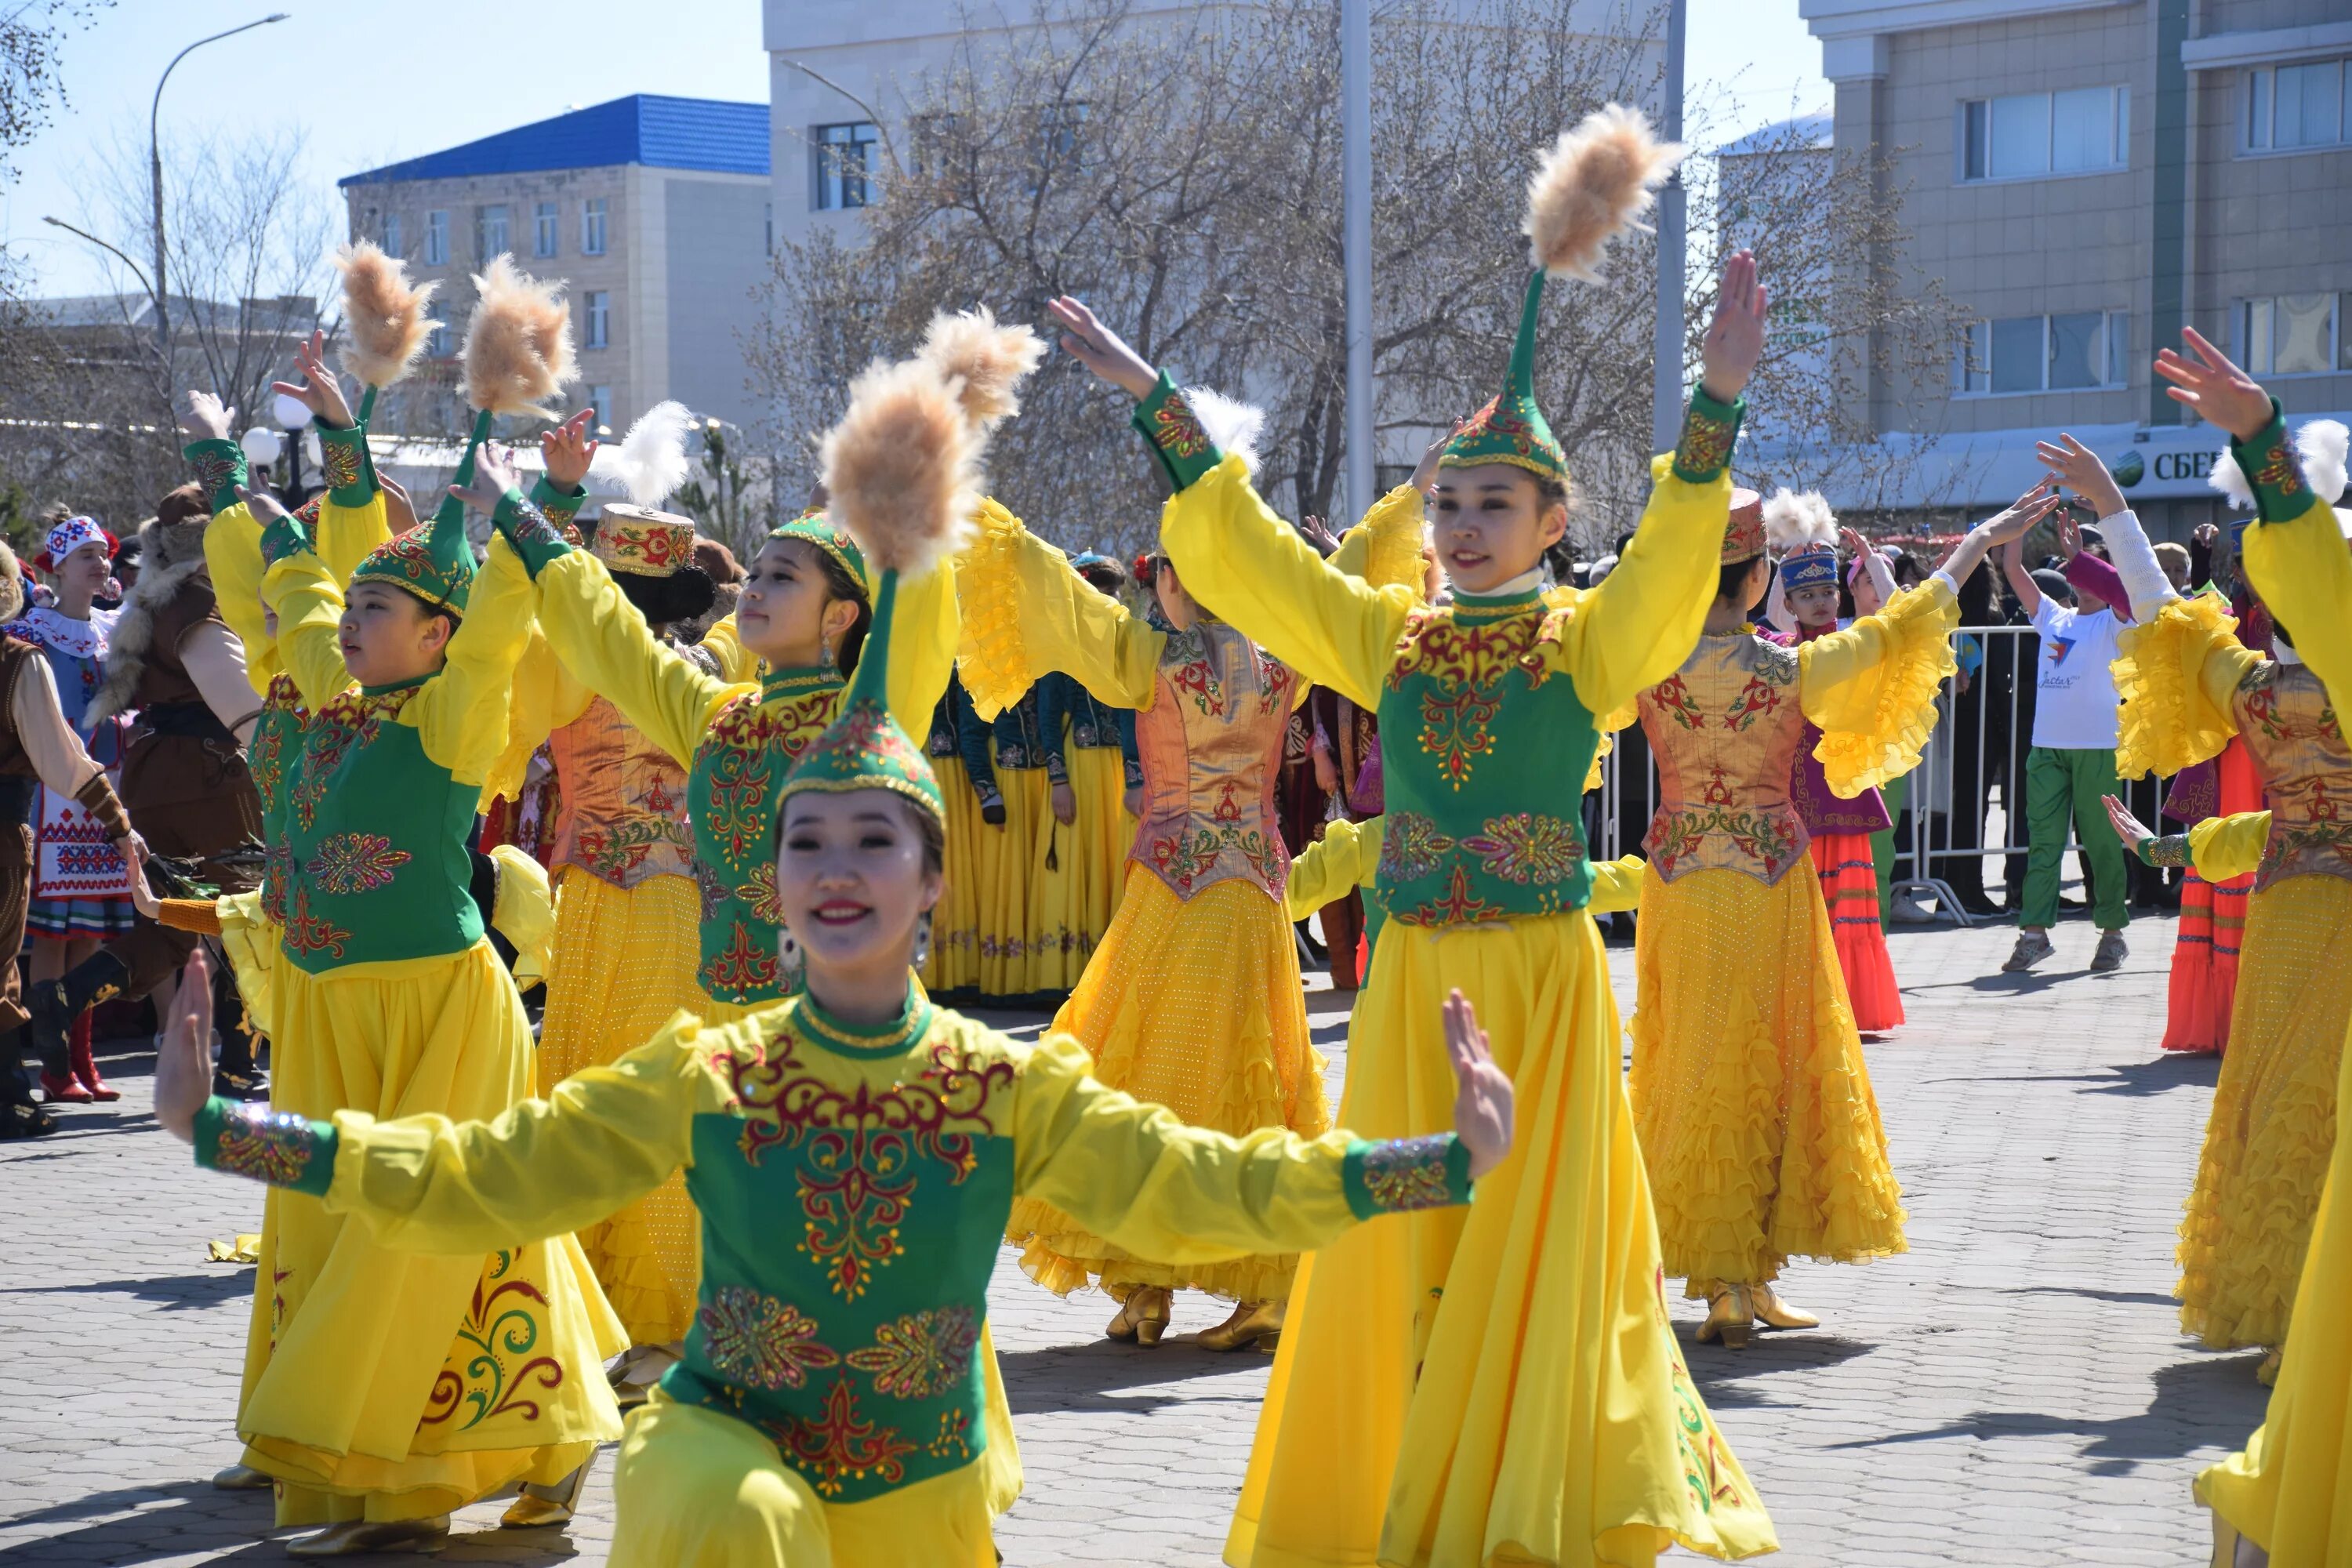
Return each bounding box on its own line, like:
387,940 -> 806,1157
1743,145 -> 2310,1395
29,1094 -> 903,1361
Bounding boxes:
594,503 -> 697,578
768,507 -> 870,601
1721,488 -> 1766,564
36,515 -> 115,574
1439,272 -> 1569,488
1780,544 -> 1840,590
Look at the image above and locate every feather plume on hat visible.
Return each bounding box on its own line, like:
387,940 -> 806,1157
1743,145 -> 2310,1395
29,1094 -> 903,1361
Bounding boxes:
820,358 -> 982,581
332,241 -> 441,389
605,401 -> 697,510
2210,419 -> 2351,517
916,307 -> 1047,433
1762,490 -> 1838,554
1523,103 -> 1686,284
1186,387 -> 1265,476
461,256 -> 577,419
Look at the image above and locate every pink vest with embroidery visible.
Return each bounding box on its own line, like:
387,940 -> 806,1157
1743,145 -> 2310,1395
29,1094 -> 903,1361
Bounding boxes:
1637,631 -> 1809,884
2233,659 -> 2352,891
1130,620 -> 1294,903
546,694 -> 696,888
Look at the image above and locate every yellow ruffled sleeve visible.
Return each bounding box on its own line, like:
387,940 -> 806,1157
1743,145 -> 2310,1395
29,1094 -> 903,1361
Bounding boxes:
695,612 -> 762,685
2238,426 -> 2352,706
1799,578 -> 1960,797
409,536 -> 534,786
1587,855 -> 1647,915
2188,811 -> 2272,882
484,630 -> 594,804
1157,456 -> 1415,712
956,499 -> 1163,719
318,488 -> 390,586
260,547 -> 354,714
1327,483 -> 1429,597
884,554 -> 960,744
1011,1034 -> 1470,1259
215,888 -> 279,1044
2112,593 -> 2257,780
488,844 -> 557,990
532,548 -> 737,768
203,503 -> 270,695
1286,816 -> 1373,920
319,1013 -> 728,1254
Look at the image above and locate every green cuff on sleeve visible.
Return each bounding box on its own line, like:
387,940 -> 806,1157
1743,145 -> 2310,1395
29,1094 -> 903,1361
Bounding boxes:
315,422 -> 375,510
529,476 -> 590,546
1341,1132 -> 1473,1221
1670,387 -> 1745,485
2230,401 -> 2315,524
183,437 -> 249,515
2141,833 -> 2191,869
260,510 -> 316,568
494,487 -> 575,579
194,1096 -> 336,1196
1130,371 -> 1224,493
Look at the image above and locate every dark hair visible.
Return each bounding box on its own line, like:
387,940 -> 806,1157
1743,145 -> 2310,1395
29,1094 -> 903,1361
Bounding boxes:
615,565 -> 718,630
812,549 -> 873,677
389,583 -> 460,643
1133,553 -> 1167,593
1076,561 -> 1125,597
155,482 -> 209,531
1717,553 -> 1763,602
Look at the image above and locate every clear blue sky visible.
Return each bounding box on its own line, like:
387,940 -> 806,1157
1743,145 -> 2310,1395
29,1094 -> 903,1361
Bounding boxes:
2,0 -> 1825,299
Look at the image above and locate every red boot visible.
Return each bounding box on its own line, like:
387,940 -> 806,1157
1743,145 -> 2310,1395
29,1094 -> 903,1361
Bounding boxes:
39,1069 -> 91,1103
70,1016 -> 117,1102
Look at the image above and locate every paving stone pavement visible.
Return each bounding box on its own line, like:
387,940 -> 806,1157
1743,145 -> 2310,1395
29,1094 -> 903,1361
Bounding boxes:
0,910 -> 2270,1565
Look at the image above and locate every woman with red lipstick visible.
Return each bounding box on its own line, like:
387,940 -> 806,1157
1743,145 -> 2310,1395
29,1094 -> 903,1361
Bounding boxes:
151,348 -> 1517,1567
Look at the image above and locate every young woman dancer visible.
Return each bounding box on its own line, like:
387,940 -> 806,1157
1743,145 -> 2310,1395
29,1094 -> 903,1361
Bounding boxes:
1629,481 -> 2053,1347
152,348 -> 1514,1566
1051,105 -> 1781,1566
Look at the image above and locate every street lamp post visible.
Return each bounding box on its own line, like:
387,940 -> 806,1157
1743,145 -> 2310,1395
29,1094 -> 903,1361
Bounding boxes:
148,14 -> 289,354
1652,0 -> 1688,456
1341,0 -> 1373,521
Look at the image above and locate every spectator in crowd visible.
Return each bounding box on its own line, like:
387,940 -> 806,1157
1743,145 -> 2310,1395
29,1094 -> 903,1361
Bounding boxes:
2155,541 -> 2191,593
1940,556 -> 2013,916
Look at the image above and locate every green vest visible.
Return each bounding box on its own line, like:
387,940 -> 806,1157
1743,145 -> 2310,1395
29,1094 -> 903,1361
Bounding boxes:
278,676 -> 483,971
689,665 -> 846,1006
1374,588 -> 1599,924
250,671 -> 304,927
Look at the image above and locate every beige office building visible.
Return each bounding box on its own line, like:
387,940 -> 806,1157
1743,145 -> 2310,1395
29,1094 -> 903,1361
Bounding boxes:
1801,0 -> 2352,535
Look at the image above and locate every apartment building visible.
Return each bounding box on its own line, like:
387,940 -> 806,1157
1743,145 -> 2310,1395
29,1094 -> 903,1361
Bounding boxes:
339,94 -> 771,437
1800,0 -> 2352,536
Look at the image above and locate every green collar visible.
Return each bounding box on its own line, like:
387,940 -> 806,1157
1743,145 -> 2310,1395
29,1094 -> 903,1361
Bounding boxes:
358,670 -> 435,698
1449,586 -> 1546,620
762,663 -> 846,704
794,983 -> 935,1059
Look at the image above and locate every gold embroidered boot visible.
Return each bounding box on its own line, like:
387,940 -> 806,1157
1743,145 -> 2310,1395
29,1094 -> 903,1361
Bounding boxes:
1751,1282 -> 1821,1331
1697,1283 -> 1754,1350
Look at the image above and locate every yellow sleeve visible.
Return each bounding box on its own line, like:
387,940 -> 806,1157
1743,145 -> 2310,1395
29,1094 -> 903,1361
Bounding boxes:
1285,818 -> 1367,920
2112,593 -> 2256,780
1797,578 -> 1960,797
1011,1036 -> 1465,1261
1586,855 -> 1647,915
697,612 -> 763,685
1157,456 -> 1415,711
1327,484 -> 1430,596
884,553 -> 960,744
318,489 -> 391,586
956,500 -> 1163,718
320,1016 -> 718,1254
532,548 -> 735,768
203,503 -> 270,696
488,843 -> 557,989
410,535 -> 535,786
1544,453 -> 1737,721
2188,811 -> 2272,882
484,630 -> 594,804
260,549 -> 356,713
2241,466 -> 2352,708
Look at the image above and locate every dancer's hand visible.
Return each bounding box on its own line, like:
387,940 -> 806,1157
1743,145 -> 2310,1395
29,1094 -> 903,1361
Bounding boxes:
2036,433 -> 2126,522
1051,779 -> 1076,826
1442,989 -> 1513,1181
449,441 -> 521,514
1698,249 -> 1768,405
1409,420 -> 1466,496
541,409 -> 598,492
115,832 -> 154,917
180,390 -> 235,444
380,474 -> 418,535
1294,514 -> 1340,557
154,951 -> 216,1144
2155,328 -> 2273,441
1046,296 -> 1158,401
235,485 -> 289,528
270,329 -> 354,430
2101,792 -> 2154,853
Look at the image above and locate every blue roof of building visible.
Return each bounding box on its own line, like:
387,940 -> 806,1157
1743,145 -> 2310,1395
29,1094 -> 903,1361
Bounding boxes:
1717,111 -> 1833,158
340,94 -> 768,187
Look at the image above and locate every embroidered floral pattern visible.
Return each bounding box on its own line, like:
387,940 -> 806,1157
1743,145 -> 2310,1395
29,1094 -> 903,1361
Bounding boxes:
775,1378 -> 918,1497
575,816 -> 693,884
699,1287 -> 840,1391
1648,674 -> 1706,731
1403,866 -> 1507,926
1378,812 -> 1457,881
321,434 -> 364,493
213,1104 -> 320,1185
703,919 -> 780,998
2247,426 -> 2306,504
1149,394 -> 1210,459
1674,400 -> 1738,481
1459,813 -> 1584,884
928,1409 -> 972,1460
2143,834 -> 2193,868
1723,673 -> 1785,731
1358,1134 -> 1458,1212
261,844 -> 293,925
421,1250 -> 564,1431
733,862 -> 783,925
1418,684 -> 1504,787
292,688 -> 411,831
303,832 -> 410,895
1649,804 -> 1803,881
282,884 -> 352,960
844,1305 -> 979,1400
695,859 -> 728,921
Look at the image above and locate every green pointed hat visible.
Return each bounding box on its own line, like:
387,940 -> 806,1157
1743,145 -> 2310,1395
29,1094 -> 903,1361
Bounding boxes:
768,506 -> 870,600
1439,272 -> 1568,486
775,566 -> 944,824
351,407 -> 488,612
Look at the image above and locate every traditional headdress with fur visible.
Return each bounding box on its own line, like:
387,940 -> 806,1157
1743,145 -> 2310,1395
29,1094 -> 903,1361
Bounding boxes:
1764,489 -> 1839,586
332,241 -> 441,422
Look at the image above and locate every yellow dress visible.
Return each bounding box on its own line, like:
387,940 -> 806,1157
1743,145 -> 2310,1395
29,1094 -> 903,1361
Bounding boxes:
2194,439 -> 2352,1559
1628,593 -> 1951,1293
1156,445 -> 1774,1565
234,527 -> 624,1528
2113,591 -> 2352,1352
920,691 -> 985,996
962,501 -> 1331,1305
188,989 -> 1482,1566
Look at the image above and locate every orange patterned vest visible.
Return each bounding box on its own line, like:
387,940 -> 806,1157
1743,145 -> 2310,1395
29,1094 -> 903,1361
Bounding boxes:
1636,630 -> 1809,885
546,694 -> 696,889
1129,620 -> 1294,903
2233,659 -> 2352,891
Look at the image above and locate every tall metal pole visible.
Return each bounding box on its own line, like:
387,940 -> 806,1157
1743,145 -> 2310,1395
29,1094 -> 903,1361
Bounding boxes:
1341,0 -> 1374,519
147,14 -> 289,355
1651,0 -> 1688,453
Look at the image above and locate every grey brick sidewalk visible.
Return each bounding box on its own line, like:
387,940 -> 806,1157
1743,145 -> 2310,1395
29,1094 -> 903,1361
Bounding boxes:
0,913 -> 2263,1565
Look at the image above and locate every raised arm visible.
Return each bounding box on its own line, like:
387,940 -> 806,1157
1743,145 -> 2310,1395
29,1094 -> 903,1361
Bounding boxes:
10,655 -> 140,871
2105,793 -> 2270,884
956,499 -> 1163,718
2001,539 -> 2043,618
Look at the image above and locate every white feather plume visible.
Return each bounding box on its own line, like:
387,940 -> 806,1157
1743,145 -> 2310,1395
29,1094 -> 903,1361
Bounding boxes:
1185,387 -> 1264,476
603,401 -> 697,510
2299,419 -> 2349,508
1762,489 -> 1837,554
2208,445 -> 2253,510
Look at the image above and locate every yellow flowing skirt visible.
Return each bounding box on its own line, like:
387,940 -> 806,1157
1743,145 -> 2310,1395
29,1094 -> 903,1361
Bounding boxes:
1227,909 -> 1776,1568
974,768 -> 1050,996
1022,746 -> 1134,993
235,941 -> 626,1527
1629,863 -> 1907,1290
1009,868 -> 1330,1304
923,756 -> 985,996
2179,874 -> 2352,1351
539,867 -> 706,1347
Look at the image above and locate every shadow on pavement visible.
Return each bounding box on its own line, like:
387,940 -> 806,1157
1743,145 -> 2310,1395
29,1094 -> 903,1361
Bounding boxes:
4,1270 -> 252,1310
2002,1283 -> 2179,1308
1679,1332 -> 1873,1408
996,1338 -> 1269,1416
1968,1054 -> 2220,1097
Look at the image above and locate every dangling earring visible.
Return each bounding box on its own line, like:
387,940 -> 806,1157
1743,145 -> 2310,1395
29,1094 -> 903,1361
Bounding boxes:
912,910 -> 934,972
778,924 -> 805,991
819,637 -> 838,673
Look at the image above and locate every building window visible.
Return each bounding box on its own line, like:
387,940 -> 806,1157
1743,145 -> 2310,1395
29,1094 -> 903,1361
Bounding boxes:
534,201 -> 558,258
1959,87 -> 2127,181
588,385 -> 612,433
1956,311 -> 2131,394
1034,102 -> 1089,181
2236,294 -> 2350,376
581,198 -> 608,256
426,322 -> 452,358
477,203 -> 510,260
585,290 -> 610,350
765,201 -> 774,256
812,121 -> 877,210
424,209 -> 448,266
2245,59 -> 2349,151
380,212 -> 403,257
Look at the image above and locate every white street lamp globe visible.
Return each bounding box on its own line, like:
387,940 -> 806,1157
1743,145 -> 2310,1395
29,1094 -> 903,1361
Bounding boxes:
273,392 -> 312,430
240,426 -> 283,466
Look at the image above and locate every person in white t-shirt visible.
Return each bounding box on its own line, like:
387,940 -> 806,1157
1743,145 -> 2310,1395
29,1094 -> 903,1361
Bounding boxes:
1999,536 -> 2130,972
